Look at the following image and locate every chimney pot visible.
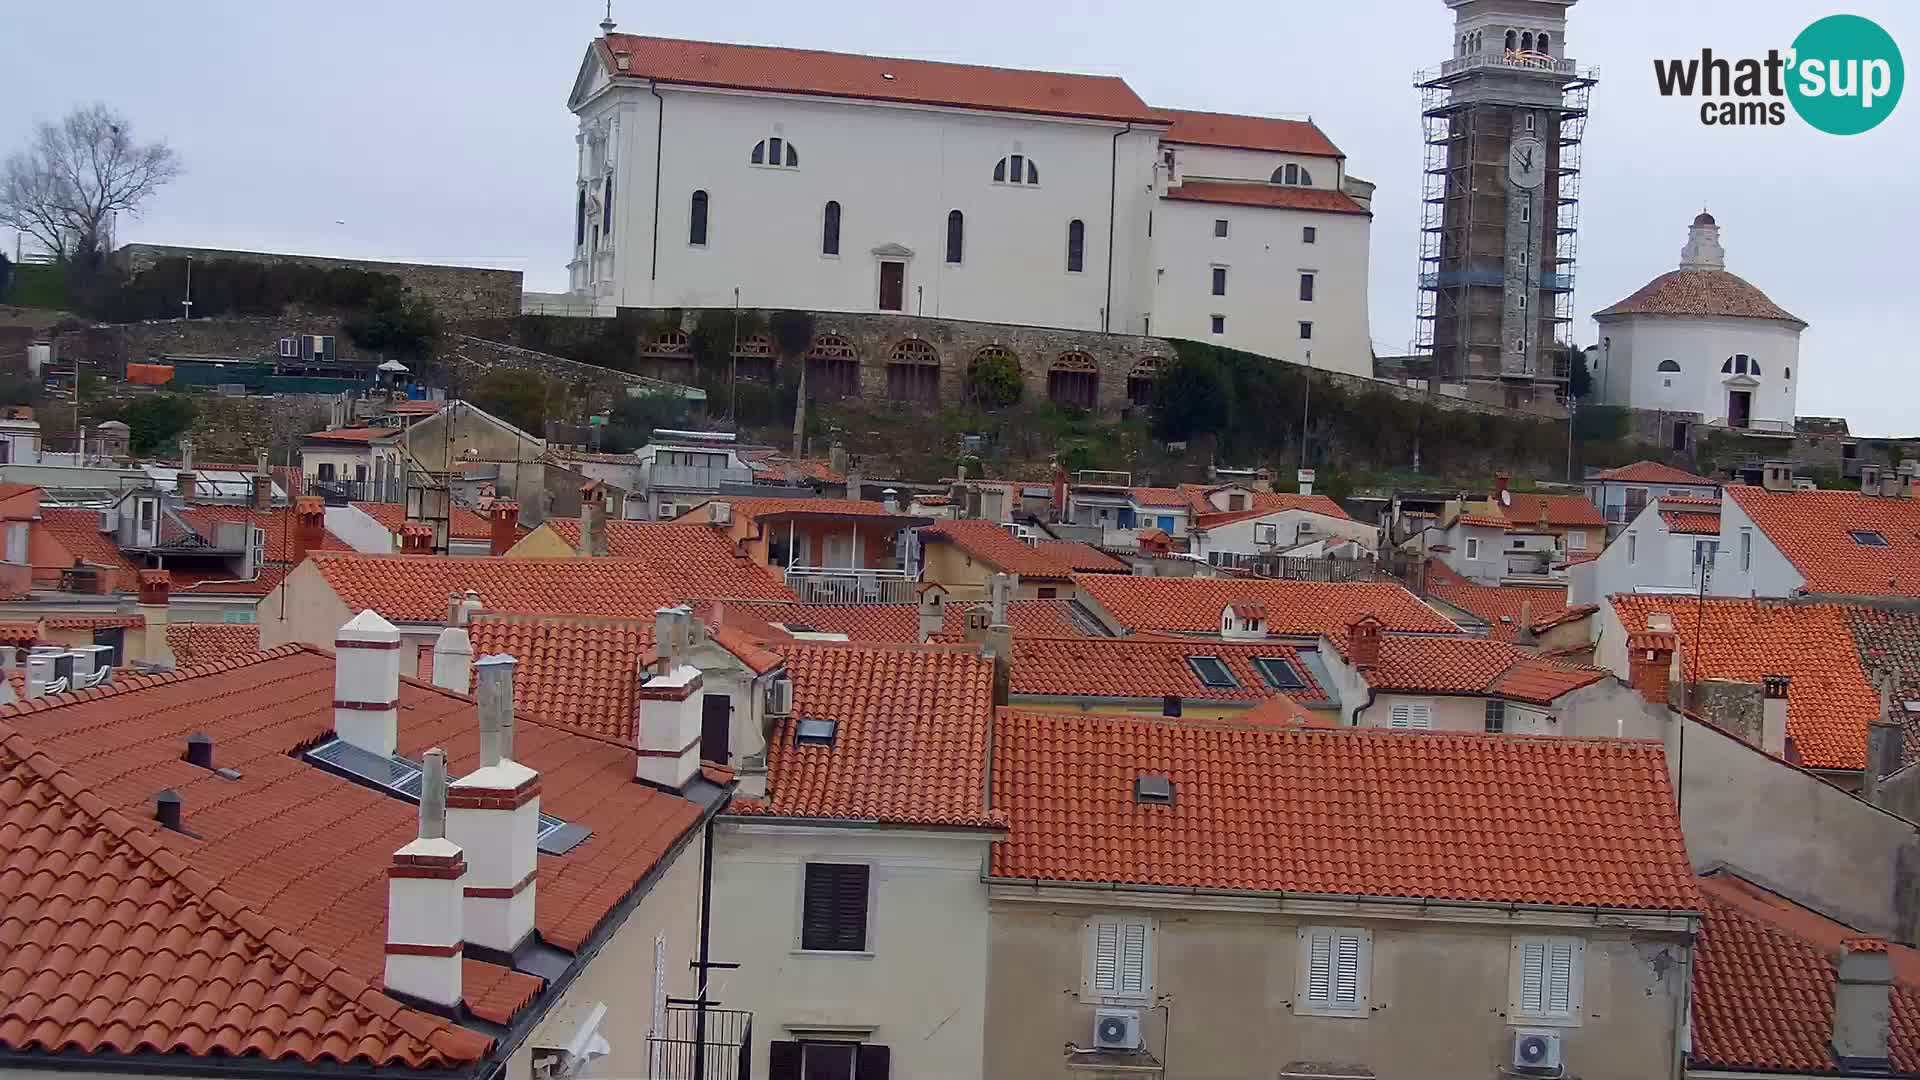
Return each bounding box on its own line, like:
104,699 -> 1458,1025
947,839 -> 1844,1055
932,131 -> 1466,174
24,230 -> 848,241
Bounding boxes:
432,626 -> 474,695
1627,634 -> 1678,706
635,651 -> 705,791
154,789 -> 184,832
1347,617 -> 1383,670
292,496 -> 326,564
176,471 -> 197,504
185,732 -> 214,769
488,501 -> 519,556
474,653 -> 518,767
1761,674 -> 1791,757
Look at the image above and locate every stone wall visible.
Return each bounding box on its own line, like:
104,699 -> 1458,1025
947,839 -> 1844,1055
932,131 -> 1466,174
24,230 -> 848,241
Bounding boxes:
114,244 -> 522,321
440,333 -> 700,414
62,313 -> 360,375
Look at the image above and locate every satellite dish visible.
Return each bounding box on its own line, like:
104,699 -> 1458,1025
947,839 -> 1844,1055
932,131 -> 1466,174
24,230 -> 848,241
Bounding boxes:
1500,489 -> 1512,506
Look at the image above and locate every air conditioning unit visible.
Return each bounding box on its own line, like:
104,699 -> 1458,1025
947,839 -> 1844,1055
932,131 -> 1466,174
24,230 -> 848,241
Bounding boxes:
277,337 -> 299,359
1092,1008 -> 1142,1052
1510,1029 -> 1563,1074
765,677 -> 794,717
709,501 -> 733,526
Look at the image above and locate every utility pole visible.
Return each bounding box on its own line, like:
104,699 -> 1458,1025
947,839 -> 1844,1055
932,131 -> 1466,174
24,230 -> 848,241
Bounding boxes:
181,256 -> 194,320
1565,392 -> 1576,483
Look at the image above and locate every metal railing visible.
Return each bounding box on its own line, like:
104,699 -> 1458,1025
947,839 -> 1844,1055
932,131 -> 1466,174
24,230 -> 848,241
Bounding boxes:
785,566 -> 919,605
1435,52 -> 1583,79
649,463 -> 755,491
646,1003 -> 752,1080
1704,416 -> 1795,435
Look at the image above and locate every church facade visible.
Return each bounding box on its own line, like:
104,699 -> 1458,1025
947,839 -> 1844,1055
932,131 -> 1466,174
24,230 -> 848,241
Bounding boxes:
563,32 -> 1375,378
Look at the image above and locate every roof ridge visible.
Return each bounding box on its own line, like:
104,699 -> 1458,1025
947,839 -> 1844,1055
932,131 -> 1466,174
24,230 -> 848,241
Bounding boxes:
604,31 -> 1140,86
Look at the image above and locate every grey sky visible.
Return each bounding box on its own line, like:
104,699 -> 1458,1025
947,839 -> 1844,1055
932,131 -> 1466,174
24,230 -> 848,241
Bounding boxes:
4,0 -> 1913,435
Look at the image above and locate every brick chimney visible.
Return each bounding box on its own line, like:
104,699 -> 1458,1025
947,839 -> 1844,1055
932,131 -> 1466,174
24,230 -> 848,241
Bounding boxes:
1627,632 -> 1678,706
176,471 -> 197,504
1761,674 -> 1790,757
448,654 -> 540,953
384,748 -> 465,1009
1832,940 -> 1894,1071
292,496 -> 326,563
488,500 -> 519,556
1493,473 -> 1511,503
1347,615 -> 1383,671
334,610 -> 402,757
398,523 -> 434,554
137,569 -> 175,667
636,606 -> 704,791
578,487 -> 608,557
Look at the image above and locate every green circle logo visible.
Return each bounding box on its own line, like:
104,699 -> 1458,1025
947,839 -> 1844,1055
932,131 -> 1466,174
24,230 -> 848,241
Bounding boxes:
1787,14 -> 1904,135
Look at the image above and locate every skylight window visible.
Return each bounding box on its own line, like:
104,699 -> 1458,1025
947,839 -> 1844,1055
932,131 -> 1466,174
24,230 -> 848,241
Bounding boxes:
795,717 -> 838,745
1850,530 -> 1891,547
304,737 -> 590,855
1134,774 -> 1174,805
1186,655 -> 1239,689
1252,656 -> 1306,690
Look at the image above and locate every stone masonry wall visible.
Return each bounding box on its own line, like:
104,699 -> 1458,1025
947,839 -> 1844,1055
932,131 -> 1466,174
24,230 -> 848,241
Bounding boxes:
440,333 -> 702,414
115,244 -> 522,321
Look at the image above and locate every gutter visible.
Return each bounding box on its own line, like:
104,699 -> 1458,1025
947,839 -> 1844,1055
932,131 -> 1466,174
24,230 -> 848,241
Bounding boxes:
650,79 -> 665,282
1103,122 -> 1134,332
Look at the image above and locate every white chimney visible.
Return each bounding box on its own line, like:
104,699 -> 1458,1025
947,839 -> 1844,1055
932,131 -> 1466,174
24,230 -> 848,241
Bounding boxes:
447,654 -> 540,953
384,748 -> 466,1009
432,626 -> 474,694
459,589 -> 483,625
1761,674 -> 1790,757
636,607 -> 704,791
335,610 -> 403,756
917,587 -> 946,644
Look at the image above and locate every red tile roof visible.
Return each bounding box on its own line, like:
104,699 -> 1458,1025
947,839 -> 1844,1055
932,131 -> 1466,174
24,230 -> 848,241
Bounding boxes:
36,507 -> 141,592
597,34 -> 1161,124
0,621 -> 41,644
1500,491 -> 1608,529
921,519 -> 1128,580
1692,873 -> 1920,1073
672,496 -> 903,523
1339,634 -> 1607,705
1229,695 -> 1332,728
1662,510 -> 1723,535
0,647 -> 706,1030
703,600 -> 922,643
1595,269 -> 1805,326
1592,461 -> 1717,485
307,548 -> 794,624
1157,108 -> 1344,157
1129,487 -> 1191,509
302,426 -> 400,444
166,622 -> 263,666
731,642 -> 1002,827
988,710 -> 1698,909
1010,636 -> 1327,702
1074,575 -> 1458,640
1163,181 -> 1370,215
352,501 -> 496,542
1610,596 -> 1878,770
173,504 -> 352,563
931,599 -> 1107,643
0,723 -> 492,1068
1727,485 -> 1920,597
466,616 -> 652,742
1425,566 -> 1571,642
1845,607 -> 1920,758
41,614 -> 145,631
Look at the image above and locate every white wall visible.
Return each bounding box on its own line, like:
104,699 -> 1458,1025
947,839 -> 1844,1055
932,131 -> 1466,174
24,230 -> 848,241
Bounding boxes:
1149,197 -> 1371,376
324,505 -> 397,554
1591,315 -> 1802,425
1191,508 -> 1376,559
1583,479 -> 1719,529
1171,144 -> 1343,190
1708,497 -> 1805,599
1438,522 -> 1511,584
1585,502 -> 1712,605
709,822 -> 996,1080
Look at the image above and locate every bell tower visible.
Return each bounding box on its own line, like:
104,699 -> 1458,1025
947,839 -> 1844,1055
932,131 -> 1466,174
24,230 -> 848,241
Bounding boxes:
1414,0 -> 1596,408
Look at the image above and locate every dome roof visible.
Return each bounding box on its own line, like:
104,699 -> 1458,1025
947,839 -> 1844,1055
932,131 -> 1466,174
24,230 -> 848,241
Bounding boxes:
1693,210 -> 1717,226
1594,269 -> 1805,327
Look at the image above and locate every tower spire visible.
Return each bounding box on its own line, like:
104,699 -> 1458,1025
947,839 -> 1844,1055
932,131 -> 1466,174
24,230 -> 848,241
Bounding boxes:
599,0 -> 616,36
1680,210 -> 1725,271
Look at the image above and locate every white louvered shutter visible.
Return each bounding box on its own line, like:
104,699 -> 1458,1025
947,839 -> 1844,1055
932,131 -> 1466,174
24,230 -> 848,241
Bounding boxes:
1389,703 -> 1433,730
1546,940 -> 1575,1014
1119,922 -> 1149,996
1092,921 -> 1120,994
1519,941 -> 1547,1013
1333,932 -> 1362,1006
1389,704 -> 1412,729
1306,929 -> 1333,1003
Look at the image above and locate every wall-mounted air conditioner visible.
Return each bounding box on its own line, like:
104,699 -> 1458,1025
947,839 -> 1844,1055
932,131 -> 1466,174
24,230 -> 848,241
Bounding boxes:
765,677 -> 794,717
1510,1029 -> 1563,1074
709,501 -> 733,526
1092,1008 -> 1142,1052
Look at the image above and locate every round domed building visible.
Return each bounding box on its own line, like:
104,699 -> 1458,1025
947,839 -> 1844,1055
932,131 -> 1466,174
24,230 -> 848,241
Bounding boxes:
1589,212 -> 1806,432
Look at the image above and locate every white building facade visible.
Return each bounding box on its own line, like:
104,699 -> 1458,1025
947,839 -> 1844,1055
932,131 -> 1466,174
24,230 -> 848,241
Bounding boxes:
1590,213 -> 1807,433
564,33 -> 1375,376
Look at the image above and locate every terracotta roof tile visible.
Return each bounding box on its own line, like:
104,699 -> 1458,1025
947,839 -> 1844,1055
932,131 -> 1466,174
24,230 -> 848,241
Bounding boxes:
36,508 -> 141,592
1338,634 -> 1607,705
1425,566 -> 1571,642
1500,491 -> 1608,529
1662,510 -> 1722,535
0,621 -> 41,644
1592,461 -> 1717,485
165,622 -> 263,667
599,33 -> 1161,124
1129,487 -> 1190,509
989,710 -> 1698,908
1010,636 -> 1327,702
922,519 -> 1128,580
1842,607 -> 1920,762
932,599 -> 1109,642
1162,181 -> 1370,215
703,601 -> 921,643
731,642 -> 1001,827
1595,269 -> 1805,325
1692,873 -> 1920,1073
669,495 -> 904,523
1157,108 -> 1343,156
1611,596 -> 1878,770
1228,695 -> 1332,728
352,501 -> 496,542
1075,575 -> 1457,640
41,614 -> 144,631
302,426 -> 400,444
1180,484 -> 1352,522
1728,485 -> 1920,596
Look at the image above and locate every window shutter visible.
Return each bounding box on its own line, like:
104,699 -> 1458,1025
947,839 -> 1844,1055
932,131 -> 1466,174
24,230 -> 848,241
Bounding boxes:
1119,922 -> 1148,995
1306,929 -> 1333,1003
1519,941 -> 1546,1013
802,863 -> 869,951
1333,933 -> 1362,1006
856,1044 -> 892,1079
834,865 -> 869,950
1546,941 -> 1575,1014
768,1041 -> 802,1080
1390,704 -> 1430,730
1092,921 -> 1120,993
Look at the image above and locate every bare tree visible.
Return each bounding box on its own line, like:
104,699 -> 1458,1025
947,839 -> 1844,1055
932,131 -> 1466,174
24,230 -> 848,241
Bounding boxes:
0,103 -> 181,260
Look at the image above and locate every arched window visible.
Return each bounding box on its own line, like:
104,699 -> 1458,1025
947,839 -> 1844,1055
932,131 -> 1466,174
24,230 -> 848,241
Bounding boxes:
1536,32 -> 1550,56
1271,163 -> 1314,186
1066,219 -> 1085,273
1657,359 -> 1681,372
1505,29 -> 1518,53
689,190 -> 709,246
1048,351 -> 1099,409
806,335 -> 861,401
575,187 -> 587,247
602,173 -> 614,234
1720,354 -> 1760,376
732,334 -> 775,382
946,210 -> 964,264
993,155 -> 1039,185
1521,31 -> 1534,53
887,338 -> 941,404
1127,357 -> 1165,408
642,329 -> 692,357
750,137 -> 799,168
822,200 -> 841,256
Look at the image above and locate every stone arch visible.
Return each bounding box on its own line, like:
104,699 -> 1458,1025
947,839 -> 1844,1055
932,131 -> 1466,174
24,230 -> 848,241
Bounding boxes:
1047,350 -> 1099,409
732,333 -> 775,382
806,334 -> 861,400
887,338 -> 941,404
968,344 -> 1025,409
641,328 -> 691,357
1127,355 -> 1167,408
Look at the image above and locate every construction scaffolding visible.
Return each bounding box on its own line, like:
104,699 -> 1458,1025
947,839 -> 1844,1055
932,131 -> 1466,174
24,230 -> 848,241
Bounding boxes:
1413,53 -> 1597,404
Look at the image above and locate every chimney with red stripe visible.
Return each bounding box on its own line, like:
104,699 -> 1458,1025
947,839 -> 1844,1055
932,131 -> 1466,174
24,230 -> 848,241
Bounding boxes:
489,500 -> 519,556
448,654 -> 540,953
293,496 -> 326,563
384,747 -> 465,1009
335,610 -> 402,756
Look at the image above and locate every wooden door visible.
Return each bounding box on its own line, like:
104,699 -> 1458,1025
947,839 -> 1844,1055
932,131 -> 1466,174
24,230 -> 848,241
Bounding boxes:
878,261 -> 905,311
1728,390 -> 1752,429
701,694 -> 731,764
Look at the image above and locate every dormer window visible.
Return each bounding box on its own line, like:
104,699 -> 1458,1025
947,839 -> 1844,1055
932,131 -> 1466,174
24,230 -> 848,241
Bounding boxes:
751,137 -> 799,168
795,717 -> 838,744
1271,163 -> 1314,187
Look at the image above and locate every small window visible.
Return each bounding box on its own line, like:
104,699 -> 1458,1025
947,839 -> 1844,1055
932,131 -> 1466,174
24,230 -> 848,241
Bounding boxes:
1187,655 -> 1238,689
1628,533 -> 1638,564
801,863 -> 870,952
994,155 -> 1040,185
689,190 -> 709,246
1086,916 -> 1152,1003
946,210 -> 964,264
1253,656 -> 1306,690
1521,202 -> 1531,224
1210,315 -> 1225,335
767,1041 -> 889,1080
822,200 -> 841,256
1297,926 -> 1370,1017
1214,219 -> 1229,238
1299,321 -> 1313,340
1067,219 -> 1086,273
750,138 -> 800,168
1303,226 -> 1317,244
1465,536 -> 1481,560
1657,359 -> 1682,373
1851,530 -> 1891,547
1511,936 -> 1583,1024
1524,112 -> 1536,133
1785,367 -> 1792,379
602,173 -> 614,233
795,717 -> 838,745
1519,292 -> 1528,311
1134,774 -> 1174,805
1522,31 -> 1534,53
1211,267 -> 1228,296
1485,699 -> 1506,733
1505,29 -> 1517,52
1299,272 -> 1316,302
1741,529 -> 1753,570
1038,586 -> 1057,599
1388,702 -> 1433,730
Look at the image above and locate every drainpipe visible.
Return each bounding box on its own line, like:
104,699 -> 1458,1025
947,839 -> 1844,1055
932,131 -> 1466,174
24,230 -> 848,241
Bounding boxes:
692,813 -> 716,1080
650,79 -> 665,282
1104,122 -> 1135,333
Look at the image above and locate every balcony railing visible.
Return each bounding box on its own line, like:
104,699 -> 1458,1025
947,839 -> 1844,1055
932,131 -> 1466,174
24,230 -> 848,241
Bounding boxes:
1435,52 -> 1584,79
786,566 -> 919,605
646,1003 -> 751,1080
649,463 -> 754,491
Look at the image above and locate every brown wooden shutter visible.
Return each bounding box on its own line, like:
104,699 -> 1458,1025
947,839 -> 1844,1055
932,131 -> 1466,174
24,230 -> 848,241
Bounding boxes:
801,863 -> 870,951
856,1043 -> 891,1079
768,1040 -> 802,1080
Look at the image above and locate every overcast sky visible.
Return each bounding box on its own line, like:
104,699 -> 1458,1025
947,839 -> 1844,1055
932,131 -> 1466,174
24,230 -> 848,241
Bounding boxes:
4,0 -> 1914,434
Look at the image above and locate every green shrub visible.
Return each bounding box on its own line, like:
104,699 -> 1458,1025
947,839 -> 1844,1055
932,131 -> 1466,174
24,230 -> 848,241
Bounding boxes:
966,352 -> 1023,409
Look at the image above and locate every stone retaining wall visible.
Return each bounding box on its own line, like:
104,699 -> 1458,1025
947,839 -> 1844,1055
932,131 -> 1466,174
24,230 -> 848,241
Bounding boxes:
114,244 -> 521,320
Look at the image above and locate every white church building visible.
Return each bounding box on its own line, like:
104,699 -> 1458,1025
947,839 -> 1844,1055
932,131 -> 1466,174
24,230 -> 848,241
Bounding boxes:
1589,212 -> 1807,433
563,30 -> 1376,376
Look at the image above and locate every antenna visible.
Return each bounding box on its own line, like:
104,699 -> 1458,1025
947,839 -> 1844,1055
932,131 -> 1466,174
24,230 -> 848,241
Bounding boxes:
599,0 -> 616,35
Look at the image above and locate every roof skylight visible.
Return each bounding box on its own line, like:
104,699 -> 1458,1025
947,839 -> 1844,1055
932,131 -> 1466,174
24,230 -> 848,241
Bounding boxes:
304,737 -> 590,854
1252,656 -> 1306,690
1850,530 -> 1891,547
1186,655 -> 1238,689
795,717 -> 838,745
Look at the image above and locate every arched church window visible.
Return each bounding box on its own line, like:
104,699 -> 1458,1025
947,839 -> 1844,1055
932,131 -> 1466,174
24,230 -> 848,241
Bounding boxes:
1521,31 -> 1534,53
994,155 -> 1039,185
1066,219 -> 1085,273
750,138 -> 799,167
1657,359 -> 1681,373
946,210 -> 965,264
1505,29 -> 1518,54
1271,164 -> 1314,186
689,190 -> 709,246
1537,32 -> 1551,56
